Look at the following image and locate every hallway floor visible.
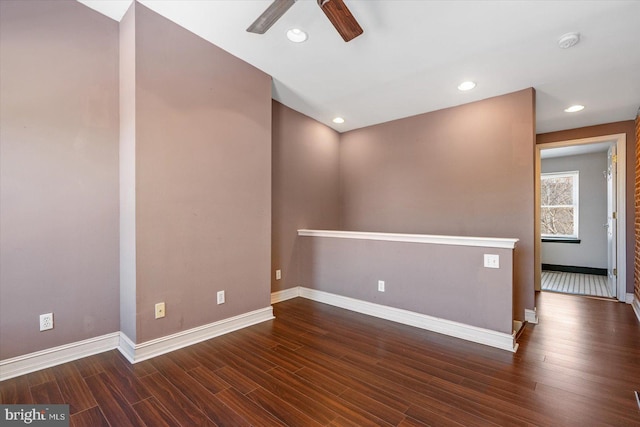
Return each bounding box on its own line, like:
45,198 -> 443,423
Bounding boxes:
541,270 -> 612,298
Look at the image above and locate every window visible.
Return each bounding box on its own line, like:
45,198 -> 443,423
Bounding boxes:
541,171 -> 579,238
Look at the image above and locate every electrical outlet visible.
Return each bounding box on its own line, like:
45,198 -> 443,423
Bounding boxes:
378,280 -> 385,292
155,302 -> 165,319
39,313 -> 53,331
217,290 -> 225,305
276,269 -> 282,280
484,254 -> 500,269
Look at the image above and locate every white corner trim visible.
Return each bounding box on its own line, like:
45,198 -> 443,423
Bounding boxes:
297,229 -> 519,249
625,293 -> 634,304
298,287 -> 517,352
525,308 -> 539,324
632,297 -> 640,323
118,332 -> 137,363
125,306 -> 274,363
0,332 -> 120,381
271,287 -> 301,304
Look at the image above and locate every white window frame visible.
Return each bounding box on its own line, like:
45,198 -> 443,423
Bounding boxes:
540,171 -> 579,239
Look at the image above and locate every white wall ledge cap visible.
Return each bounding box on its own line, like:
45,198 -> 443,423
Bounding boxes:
298,229 -> 519,249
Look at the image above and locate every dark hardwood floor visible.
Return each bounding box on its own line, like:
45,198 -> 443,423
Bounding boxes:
2,291 -> 640,426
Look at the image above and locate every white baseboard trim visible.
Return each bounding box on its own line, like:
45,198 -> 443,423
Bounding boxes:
297,287 -> 518,353
0,332 -> 120,381
271,287 -> 301,304
625,293 -> 634,304
118,332 -> 137,363
525,308 -> 539,324
120,306 -> 274,364
1,307 -> 274,381
632,296 -> 640,323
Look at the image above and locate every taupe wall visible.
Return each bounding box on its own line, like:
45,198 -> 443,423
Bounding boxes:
339,89 -> 536,319
131,4 -> 272,342
0,0 -> 273,360
299,236 -> 514,334
119,2 -> 137,342
0,1 -> 120,359
538,121 -> 636,292
271,102 -> 341,292
541,152 -> 608,269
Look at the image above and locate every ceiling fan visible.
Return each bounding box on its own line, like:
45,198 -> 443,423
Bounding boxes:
246,0 -> 364,42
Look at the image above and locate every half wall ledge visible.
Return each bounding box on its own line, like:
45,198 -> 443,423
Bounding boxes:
295,229 -> 520,352
297,229 -> 519,249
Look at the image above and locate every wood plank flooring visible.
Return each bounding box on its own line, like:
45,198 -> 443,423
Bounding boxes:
2,292 -> 640,426
541,270 -> 612,298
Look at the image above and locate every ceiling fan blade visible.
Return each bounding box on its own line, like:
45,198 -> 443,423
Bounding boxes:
247,0 -> 296,34
318,0 -> 363,42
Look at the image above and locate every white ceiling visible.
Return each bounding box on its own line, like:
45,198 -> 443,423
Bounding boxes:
540,141 -> 612,159
78,0 -> 640,134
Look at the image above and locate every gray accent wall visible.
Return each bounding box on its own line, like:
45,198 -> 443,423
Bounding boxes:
541,152 -> 608,269
0,0 -> 120,359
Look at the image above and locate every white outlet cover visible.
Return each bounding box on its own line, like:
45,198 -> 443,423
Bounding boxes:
217,290 -> 225,304
39,313 -> 53,331
484,254 -> 500,269
378,280 -> 385,292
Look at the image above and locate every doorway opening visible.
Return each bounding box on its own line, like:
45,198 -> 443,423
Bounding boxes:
535,133 -> 627,302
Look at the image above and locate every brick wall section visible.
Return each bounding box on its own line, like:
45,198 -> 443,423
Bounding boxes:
635,111 -> 640,303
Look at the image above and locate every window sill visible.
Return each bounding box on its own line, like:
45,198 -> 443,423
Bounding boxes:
541,237 -> 580,244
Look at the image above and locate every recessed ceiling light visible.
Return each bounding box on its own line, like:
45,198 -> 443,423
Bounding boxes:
457,81 -> 476,91
332,117 -> 345,124
286,28 -> 308,43
564,104 -> 585,113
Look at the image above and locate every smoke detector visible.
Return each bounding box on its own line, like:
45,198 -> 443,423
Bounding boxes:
558,32 -> 580,49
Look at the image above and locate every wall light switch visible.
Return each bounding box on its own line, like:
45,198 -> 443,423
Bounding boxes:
484,254 -> 500,269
